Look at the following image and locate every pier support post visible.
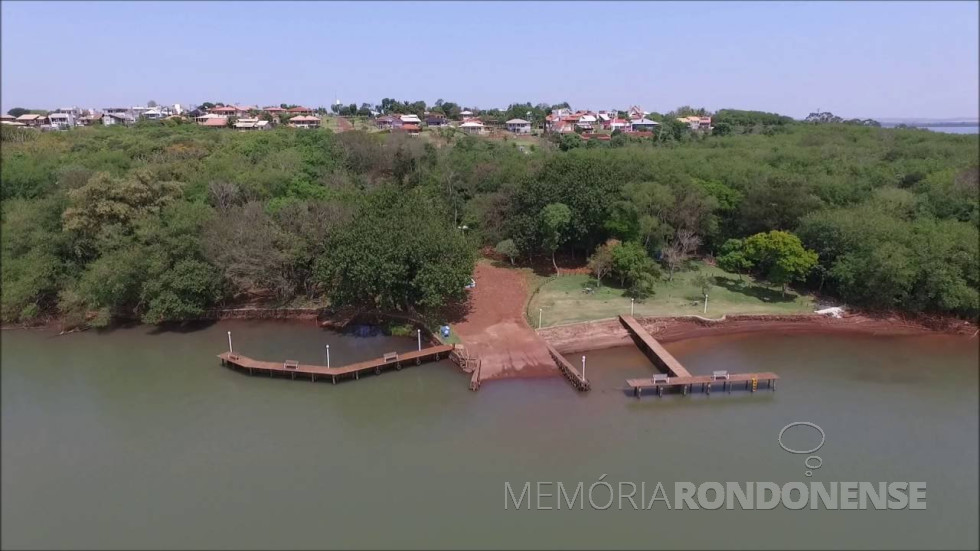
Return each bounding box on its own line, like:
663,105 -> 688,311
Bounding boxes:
658,386 -> 663,397
706,382 -> 711,396
332,375 -> 336,384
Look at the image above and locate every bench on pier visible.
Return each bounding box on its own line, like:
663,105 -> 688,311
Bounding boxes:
712,370 -> 730,380
651,374 -> 669,384
383,352 -> 399,363
284,360 -> 299,370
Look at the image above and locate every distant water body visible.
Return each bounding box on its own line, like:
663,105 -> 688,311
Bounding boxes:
882,124 -> 979,134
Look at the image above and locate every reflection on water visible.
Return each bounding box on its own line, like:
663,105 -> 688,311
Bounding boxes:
2,322 -> 977,549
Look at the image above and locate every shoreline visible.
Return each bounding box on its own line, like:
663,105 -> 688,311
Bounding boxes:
5,311 -> 975,376
536,313 -> 977,355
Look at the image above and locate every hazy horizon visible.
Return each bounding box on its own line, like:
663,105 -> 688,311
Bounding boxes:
2,1 -> 978,120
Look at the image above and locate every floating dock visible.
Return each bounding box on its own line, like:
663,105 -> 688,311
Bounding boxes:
218,345 -> 453,384
626,372 -> 779,397
618,315 -> 778,397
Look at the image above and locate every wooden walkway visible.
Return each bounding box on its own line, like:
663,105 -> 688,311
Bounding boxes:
544,343 -> 590,391
619,314 -> 779,398
619,315 -> 691,377
217,345 -> 453,384
627,372 -> 779,397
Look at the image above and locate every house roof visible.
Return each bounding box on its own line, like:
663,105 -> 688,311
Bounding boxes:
48,112 -> 71,118
211,106 -> 238,113
16,114 -> 44,121
197,113 -> 226,120
202,117 -> 229,126
235,119 -> 269,128
400,123 -> 420,131
459,121 -> 484,128
289,115 -> 320,122
632,118 -> 659,125
506,118 -> 530,125
1,114 -> 15,120
286,106 -> 312,113
1,121 -> 27,126
400,114 -> 421,123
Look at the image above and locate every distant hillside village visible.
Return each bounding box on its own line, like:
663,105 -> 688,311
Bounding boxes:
1,101 -> 715,137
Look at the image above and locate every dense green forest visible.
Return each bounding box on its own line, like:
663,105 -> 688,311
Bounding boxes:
2,118 -> 977,326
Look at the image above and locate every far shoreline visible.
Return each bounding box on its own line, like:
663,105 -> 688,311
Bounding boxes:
536,313 -> 978,356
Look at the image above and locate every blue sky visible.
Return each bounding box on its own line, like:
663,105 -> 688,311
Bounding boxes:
2,1 -> 978,119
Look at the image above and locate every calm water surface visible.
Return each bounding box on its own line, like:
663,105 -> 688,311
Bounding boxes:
2,321 -> 977,549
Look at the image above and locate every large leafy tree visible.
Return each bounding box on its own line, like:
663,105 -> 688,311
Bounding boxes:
316,186 -> 474,311
743,230 -> 818,295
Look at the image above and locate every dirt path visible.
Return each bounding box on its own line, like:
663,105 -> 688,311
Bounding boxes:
453,262 -> 559,381
336,117 -> 353,132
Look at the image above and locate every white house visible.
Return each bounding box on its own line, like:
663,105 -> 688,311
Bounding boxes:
505,118 -> 531,134
288,115 -> 321,128
459,120 -> 485,134
48,112 -> 75,129
576,114 -> 597,130
609,118 -> 630,132
400,114 -> 422,125
234,118 -> 271,130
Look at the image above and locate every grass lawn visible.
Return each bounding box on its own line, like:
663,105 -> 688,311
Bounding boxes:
526,262 -> 815,327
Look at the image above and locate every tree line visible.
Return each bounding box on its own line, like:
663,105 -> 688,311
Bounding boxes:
2,116 -> 976,326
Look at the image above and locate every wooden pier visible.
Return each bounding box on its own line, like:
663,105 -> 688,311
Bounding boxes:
545,343 -> 590,391
627,372 -> 779,397
619,315 -> 691,377
618,315 -> 778,398
217,345 -> 453,384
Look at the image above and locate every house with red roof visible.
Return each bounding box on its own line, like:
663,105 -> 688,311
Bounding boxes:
286,106 -> 314,116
